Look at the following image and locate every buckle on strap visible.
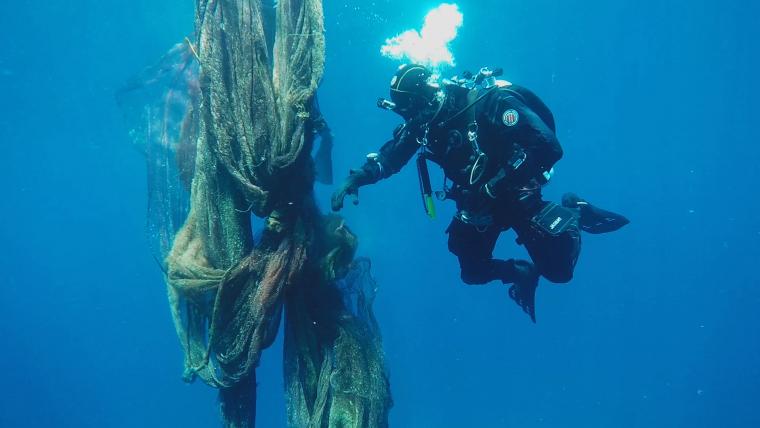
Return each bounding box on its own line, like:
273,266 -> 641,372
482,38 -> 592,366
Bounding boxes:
467,122 -> 479,142
456,210 -> 494,232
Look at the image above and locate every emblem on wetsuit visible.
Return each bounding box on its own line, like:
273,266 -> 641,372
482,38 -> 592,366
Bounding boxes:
502,109 -> 519,127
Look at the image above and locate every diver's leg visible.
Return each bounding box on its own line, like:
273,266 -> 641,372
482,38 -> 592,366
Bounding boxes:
446,217 -> 526,285
447,217 -> 539,322
516,218 -> 581,284
504,217 -> 581,323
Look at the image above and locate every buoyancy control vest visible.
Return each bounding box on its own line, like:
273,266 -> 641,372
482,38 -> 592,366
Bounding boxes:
414,69 -> 558,217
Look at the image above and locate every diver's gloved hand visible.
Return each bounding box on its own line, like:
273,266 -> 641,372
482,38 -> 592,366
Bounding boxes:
331,169 -> 368,211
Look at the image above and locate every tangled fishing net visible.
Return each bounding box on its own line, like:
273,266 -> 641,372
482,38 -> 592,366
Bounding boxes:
119,1 -> 391,426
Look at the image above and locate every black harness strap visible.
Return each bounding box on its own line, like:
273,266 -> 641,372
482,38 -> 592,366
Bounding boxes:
436,85 -> 498,129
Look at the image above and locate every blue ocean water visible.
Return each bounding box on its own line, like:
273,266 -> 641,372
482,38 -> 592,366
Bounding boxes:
1,1 -> 758,427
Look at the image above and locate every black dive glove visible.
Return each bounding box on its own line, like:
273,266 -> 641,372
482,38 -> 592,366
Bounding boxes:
331,168 -> 373,211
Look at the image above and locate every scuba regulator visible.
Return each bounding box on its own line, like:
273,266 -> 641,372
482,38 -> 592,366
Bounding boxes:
377,98 -> 397,111
444,67 -> 505,91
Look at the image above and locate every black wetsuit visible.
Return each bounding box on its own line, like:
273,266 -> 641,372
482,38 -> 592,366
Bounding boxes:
357,84 -> 582,284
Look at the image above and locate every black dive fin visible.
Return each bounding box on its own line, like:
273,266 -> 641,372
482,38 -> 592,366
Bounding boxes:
562,193 -> 629,235
507,260 -> 539,323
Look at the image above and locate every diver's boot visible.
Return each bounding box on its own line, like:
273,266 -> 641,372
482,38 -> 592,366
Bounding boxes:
562,192 -> 630,234
500,259 -> 539,323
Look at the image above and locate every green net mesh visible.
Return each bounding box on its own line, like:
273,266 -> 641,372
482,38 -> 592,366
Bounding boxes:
285,257 -> 392,427
121,1 -> 392,426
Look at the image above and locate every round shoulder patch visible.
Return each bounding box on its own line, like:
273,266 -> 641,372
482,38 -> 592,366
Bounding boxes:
502,109 -> 520,127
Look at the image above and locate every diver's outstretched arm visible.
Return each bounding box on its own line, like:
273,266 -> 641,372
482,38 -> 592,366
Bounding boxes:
331,123 -> 419,211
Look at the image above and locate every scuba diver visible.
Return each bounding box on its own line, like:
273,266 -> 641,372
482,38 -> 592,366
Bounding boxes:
331,64 -> 628,322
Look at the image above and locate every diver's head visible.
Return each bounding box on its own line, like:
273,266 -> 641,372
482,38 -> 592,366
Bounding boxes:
388,64 -> 442,123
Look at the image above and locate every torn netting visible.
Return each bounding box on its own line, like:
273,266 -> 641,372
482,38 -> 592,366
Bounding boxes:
116,42 -> 200,268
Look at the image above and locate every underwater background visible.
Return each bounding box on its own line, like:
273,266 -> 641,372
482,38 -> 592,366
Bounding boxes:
1,0 -> 759,426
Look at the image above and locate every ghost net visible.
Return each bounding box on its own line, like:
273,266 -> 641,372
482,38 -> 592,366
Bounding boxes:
121,1 -> 392,426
